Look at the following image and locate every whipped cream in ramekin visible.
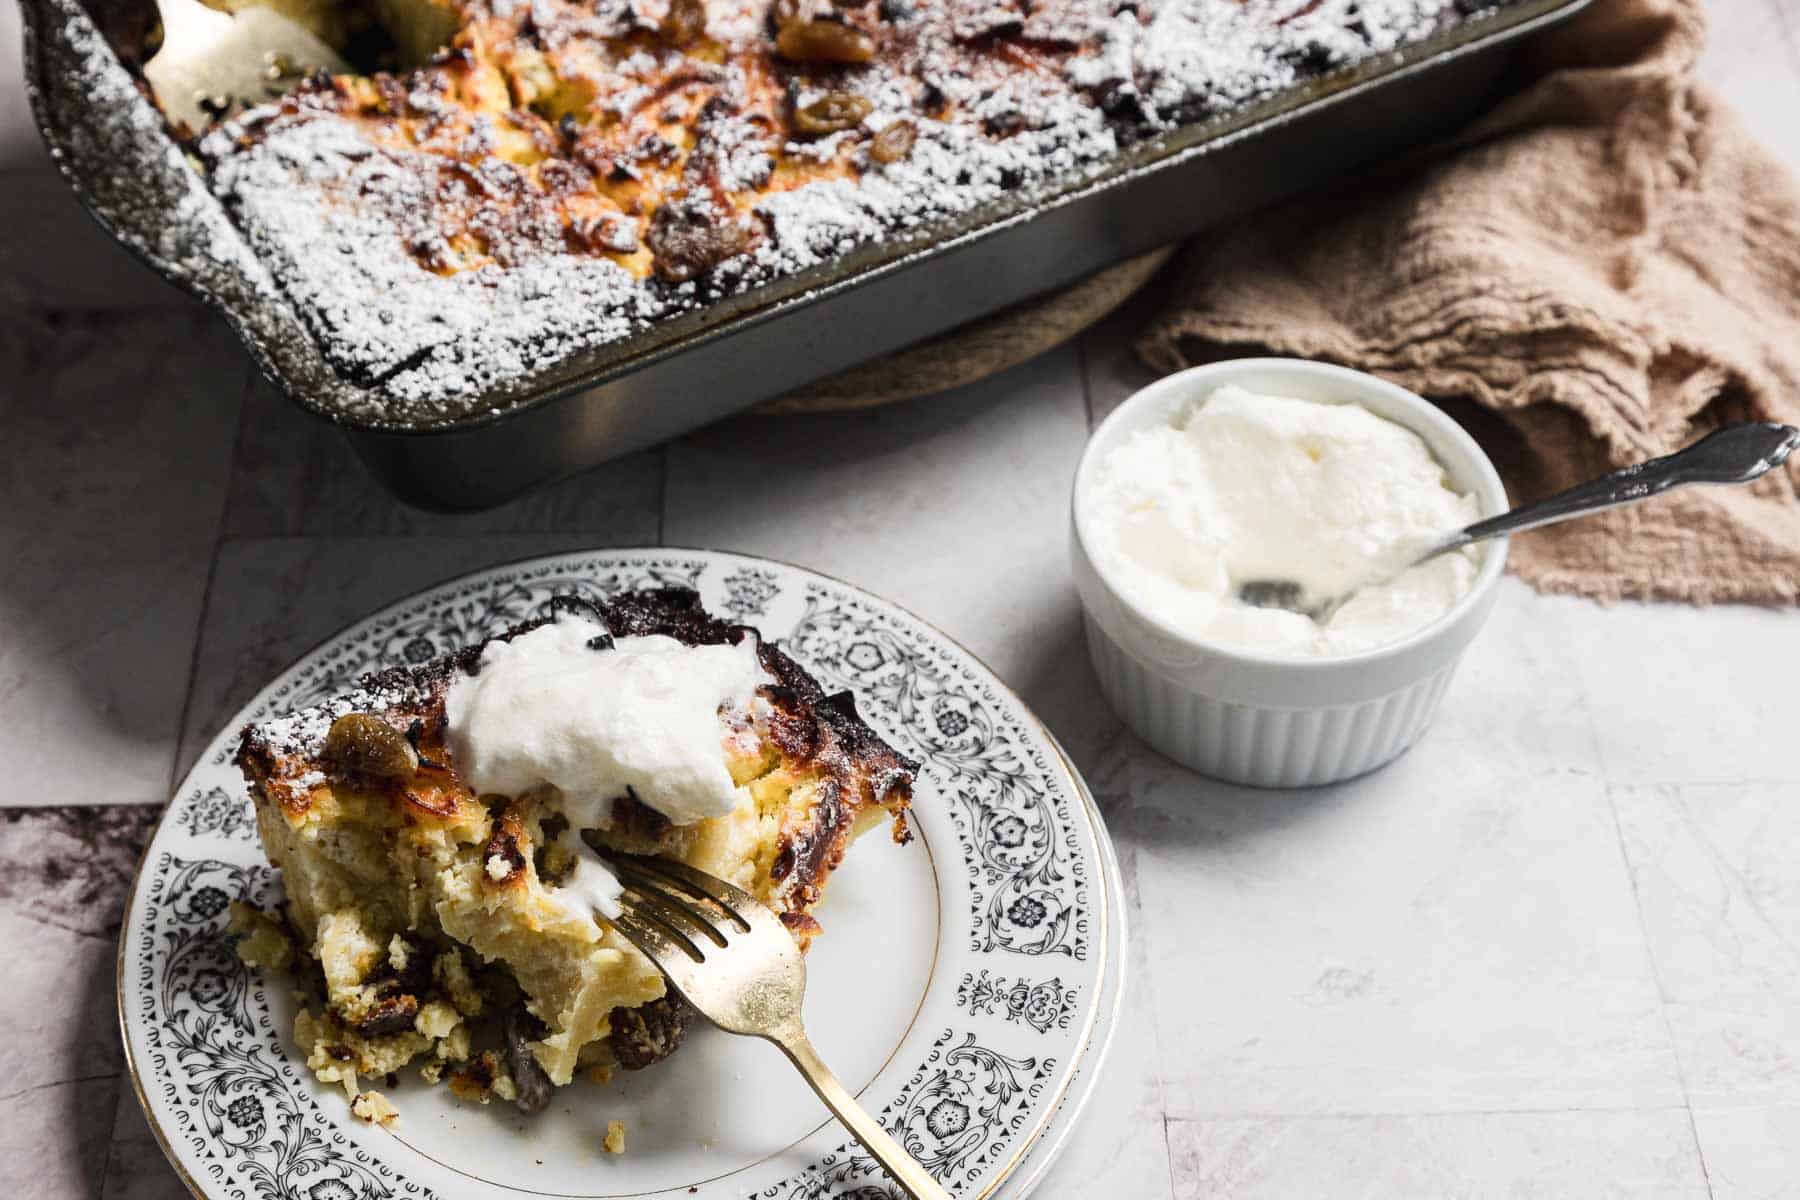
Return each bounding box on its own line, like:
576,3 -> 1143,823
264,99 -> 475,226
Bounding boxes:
1085,385 -> 1481,658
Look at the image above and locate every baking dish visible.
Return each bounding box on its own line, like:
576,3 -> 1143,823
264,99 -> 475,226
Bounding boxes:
23,0 -> 1587,509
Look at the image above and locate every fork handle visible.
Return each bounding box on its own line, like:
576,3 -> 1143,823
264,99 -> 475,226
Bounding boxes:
774,1029 -> 955,1200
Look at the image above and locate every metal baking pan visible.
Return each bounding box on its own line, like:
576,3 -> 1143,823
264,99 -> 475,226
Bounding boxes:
24,0 -> 1587,510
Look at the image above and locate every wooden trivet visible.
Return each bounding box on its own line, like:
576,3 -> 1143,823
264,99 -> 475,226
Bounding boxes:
758,247 -> 1174,414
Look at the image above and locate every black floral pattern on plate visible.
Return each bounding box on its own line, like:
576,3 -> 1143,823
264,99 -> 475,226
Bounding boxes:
756,1029 -> 1054,1198
955,970 -> 1080,1034
135,552 -> 1104,1199
137,854 -> 433,1199
785,585 -> 1089,960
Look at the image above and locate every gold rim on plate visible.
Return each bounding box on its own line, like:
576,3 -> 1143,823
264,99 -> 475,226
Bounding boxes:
115,546 -> 1121,1200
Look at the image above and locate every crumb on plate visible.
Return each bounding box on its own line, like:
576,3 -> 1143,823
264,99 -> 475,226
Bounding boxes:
228,901 -> 294,971
351,1090 -> 399,1127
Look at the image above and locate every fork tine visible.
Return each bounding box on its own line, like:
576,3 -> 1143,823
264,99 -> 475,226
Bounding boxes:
615,868 -> 729,948
603,851 -> 755,932
608,854 -> 746,936
612,897 -> 707,964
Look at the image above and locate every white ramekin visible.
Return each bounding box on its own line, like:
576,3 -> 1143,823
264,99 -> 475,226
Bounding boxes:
1071,358 -> 1510,789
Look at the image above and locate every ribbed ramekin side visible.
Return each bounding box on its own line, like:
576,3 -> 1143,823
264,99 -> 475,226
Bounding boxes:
1083,614 -> 1461,788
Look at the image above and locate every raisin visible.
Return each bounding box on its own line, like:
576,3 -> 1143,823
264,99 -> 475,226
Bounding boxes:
793,91 -> 872,135
323,713 -> 418,783
775,19 -> 875,64
608,790 -> 674,840
503,1004 -> 554,1114
982,109 -> 1026,137
608,995 -> 693,1070
869,119 -> 915,163
351,993 -> 420,1037
645,194 -> 757,283
661,0 -> 707,45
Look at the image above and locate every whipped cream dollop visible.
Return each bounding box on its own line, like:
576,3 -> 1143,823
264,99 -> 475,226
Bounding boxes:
444,615 -> 769,920
1086,385 -> 1481,658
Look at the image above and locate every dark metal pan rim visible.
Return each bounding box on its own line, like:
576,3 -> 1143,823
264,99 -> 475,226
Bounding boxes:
25,0 -> 1584,440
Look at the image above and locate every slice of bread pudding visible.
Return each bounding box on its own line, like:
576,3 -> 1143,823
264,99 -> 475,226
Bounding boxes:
233,587 -> 915,1110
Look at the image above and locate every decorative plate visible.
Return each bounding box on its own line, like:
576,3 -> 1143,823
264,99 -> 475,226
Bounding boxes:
119,549 -> 1125,1199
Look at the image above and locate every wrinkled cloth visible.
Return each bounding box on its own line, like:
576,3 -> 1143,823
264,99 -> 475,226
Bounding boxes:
1139,0 -> 1800,604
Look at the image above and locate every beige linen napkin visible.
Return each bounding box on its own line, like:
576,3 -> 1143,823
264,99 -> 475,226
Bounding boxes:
1139,0 -> 1800,604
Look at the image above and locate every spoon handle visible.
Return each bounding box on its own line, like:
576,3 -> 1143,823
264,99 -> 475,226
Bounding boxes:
1431,421 -> 1800,557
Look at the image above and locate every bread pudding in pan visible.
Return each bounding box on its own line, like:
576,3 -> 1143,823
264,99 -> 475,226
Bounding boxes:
232,587 -> 915,1113
124,0 -> 1501,422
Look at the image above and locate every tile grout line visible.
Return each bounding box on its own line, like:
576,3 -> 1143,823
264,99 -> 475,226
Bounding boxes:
1116,834 -> 1179,1196
164,362 -> 256,798
1160,1113 -> 1179,1197
1612,773 -> 1706,1194
0,1070 -> 121,1106
1598,774 -> 1713,1198
1088,760 -> 1180,1196
94,1076 -> 130,1200
1164,1103 -> 1706,1122
131,349 -> 249,1194
1586,775 -> 1800,790
1564,634 -> 1712,1197
164,526 -> 225,798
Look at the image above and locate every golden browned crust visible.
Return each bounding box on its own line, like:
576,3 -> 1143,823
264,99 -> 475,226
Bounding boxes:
234,586 -> 915,916
198,0 -> 1095,285
233,587 -> 915,1088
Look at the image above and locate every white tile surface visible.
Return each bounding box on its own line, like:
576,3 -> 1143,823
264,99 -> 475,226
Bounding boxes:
1031,835 -> 1176,1198
665,344 -> 1091,689
1131,582 -> 1683,1119
1699,0 -> 1800,171
1030,1003 -> 1175,1198
1079,286 -> 1168,427
1566,599 -> 1800,786
1167,1109 -> 1708,1199
0,310 -> 244,805
1691,1105 -> 1800,1199
1613,779 -> 1800,1108
1,5 -> 1798,1196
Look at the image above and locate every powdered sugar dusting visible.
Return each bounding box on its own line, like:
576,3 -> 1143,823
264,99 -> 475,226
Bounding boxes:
181,0 -> 1484,421
246,669 -> 438,762
208,119 -> 667,403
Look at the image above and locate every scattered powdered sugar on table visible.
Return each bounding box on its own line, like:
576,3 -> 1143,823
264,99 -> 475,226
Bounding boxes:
187,0 -> 1471,421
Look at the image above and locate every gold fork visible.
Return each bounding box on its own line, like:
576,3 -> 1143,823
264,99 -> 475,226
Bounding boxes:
598,851 -> 953,1200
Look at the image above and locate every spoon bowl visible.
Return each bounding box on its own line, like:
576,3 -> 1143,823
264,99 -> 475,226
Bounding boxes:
142,0 -> 347,136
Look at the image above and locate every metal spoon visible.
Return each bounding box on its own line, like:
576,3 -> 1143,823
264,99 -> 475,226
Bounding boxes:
1237,421 -> 1800,624
142,0 -> 347,137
